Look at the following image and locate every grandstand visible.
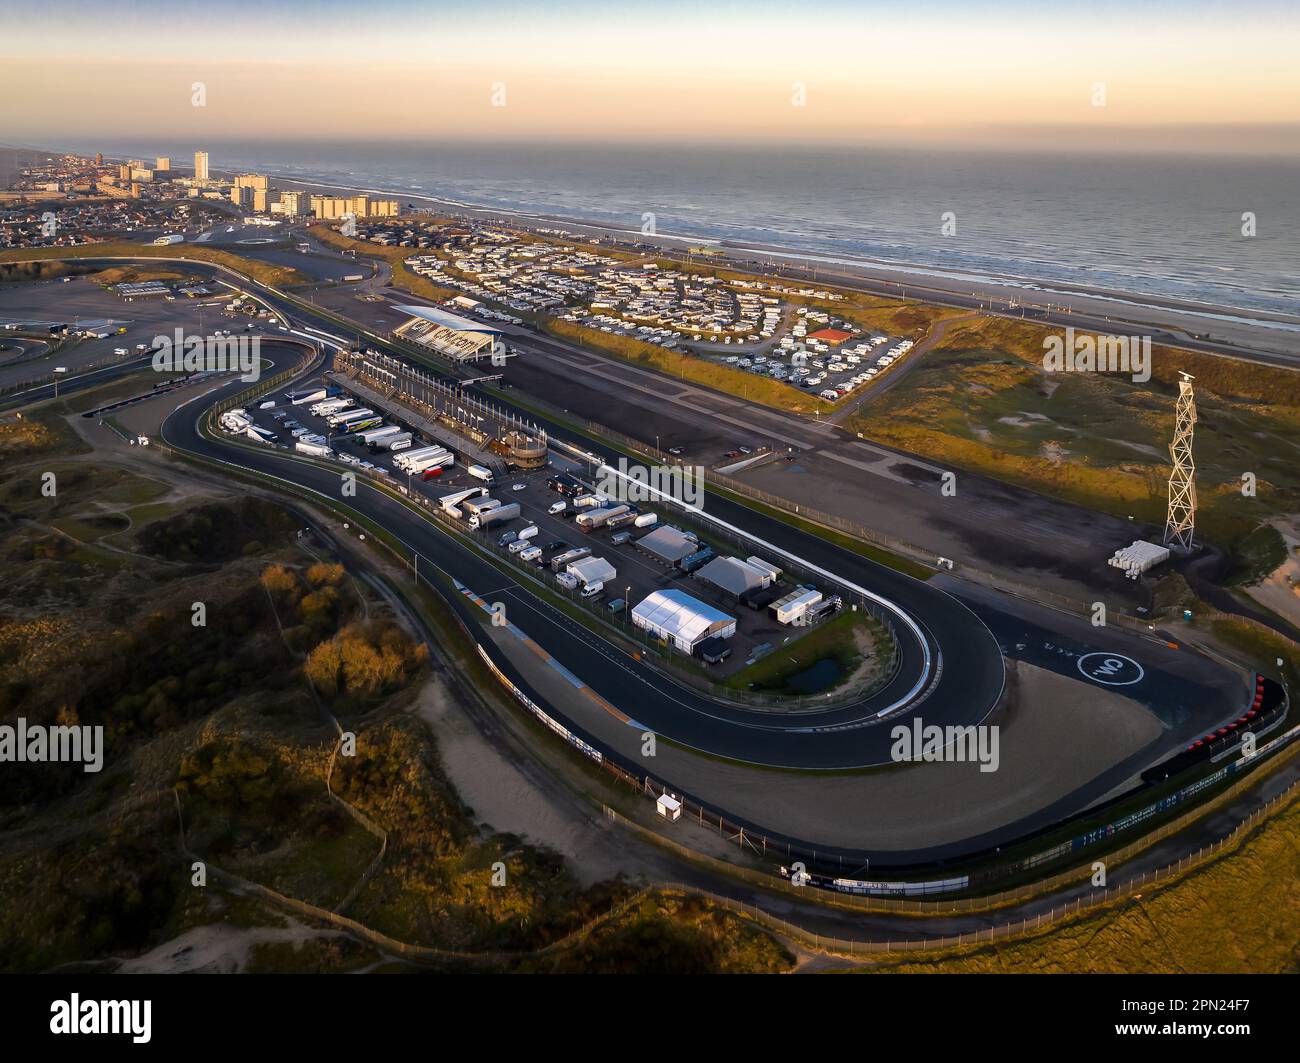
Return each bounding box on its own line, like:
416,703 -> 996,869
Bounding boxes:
392,304 -> 502,362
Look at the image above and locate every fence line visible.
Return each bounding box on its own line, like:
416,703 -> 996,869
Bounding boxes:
180,346 -> 1300,911
600,728 -> 1300,914
655,779 -> 1300,957
526,407 -> 1165,632
0,347 -> 142,398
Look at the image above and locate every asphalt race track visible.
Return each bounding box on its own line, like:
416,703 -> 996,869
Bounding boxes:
163,337 -> 1006,768
142,260 -> 1241,778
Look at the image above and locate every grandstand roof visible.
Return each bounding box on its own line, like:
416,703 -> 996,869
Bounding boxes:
393,304 -> 501,361
392,304 -> 500,335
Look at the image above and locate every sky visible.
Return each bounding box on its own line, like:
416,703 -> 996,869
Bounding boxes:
5,0 -> 1299,153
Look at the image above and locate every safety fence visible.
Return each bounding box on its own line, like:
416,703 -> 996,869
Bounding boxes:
526,403 -> 1161,634
178,345 -> 1300,908
0,347 -> 144,398
600,719 -> 1300,912
654,777 -> 1300,956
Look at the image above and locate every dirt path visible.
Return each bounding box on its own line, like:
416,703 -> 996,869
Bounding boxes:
825,311 -> 981,425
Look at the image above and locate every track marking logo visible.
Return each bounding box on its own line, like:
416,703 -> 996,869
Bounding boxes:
1076,652 -> 1144,686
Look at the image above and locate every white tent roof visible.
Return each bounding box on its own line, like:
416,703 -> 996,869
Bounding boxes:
568,556 -> 616,585
632,590 -> 733,645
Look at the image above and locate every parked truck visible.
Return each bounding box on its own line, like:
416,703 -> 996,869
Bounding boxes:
285,386 -> 328,406
576,504 -> 631,531
343,416 -> 382,434
295,439 -> 333,459
394,445 -> 446,469
327,407 -> 374,428
355,424 -> 403,446
633,512 -> 658,528
462,497 -> 502,519
401,449 -> 454,474
310,397 -> 353,416
467,464 -> 494,483
680,546 -> 715,573
384,433 -> 414,452
470,502 -> 520,530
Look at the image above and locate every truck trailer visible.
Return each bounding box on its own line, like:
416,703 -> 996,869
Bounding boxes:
355,424 -> 403,445
398,449 -> 453,474
467,464 -> 494,483
470,502 -> 520,530
550,547 -> 591,572
327,407 -> 374,428
285,387 -> 328,406
343,416 -> 382,434
394,444 -> 449,469
461,497 -> 502,519
576,504 -> 631,531
310,397 -> 353,416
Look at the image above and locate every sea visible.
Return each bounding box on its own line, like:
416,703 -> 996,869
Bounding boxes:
51,139 -> 1300,321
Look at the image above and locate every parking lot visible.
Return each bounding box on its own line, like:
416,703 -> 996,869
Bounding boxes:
0,275 -> 236,387
233,381 -> 851,680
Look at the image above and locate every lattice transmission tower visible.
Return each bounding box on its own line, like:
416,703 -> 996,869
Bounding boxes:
1164,371 -> 1197,550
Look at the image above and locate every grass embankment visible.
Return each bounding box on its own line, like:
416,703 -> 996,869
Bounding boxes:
0,410 -> 793,973
862,791 -> 1300,973
90,264 -> 202,286
851,315 -> 1300,556
0,260 -> 101,284
0,404 -> 90,459
545,317 -> 834,415
723,610 -> 882,695
1208,619 -> 1300,696
0,242 -> 310,289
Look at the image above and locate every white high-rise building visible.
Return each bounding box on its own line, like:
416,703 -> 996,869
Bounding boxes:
194,151 -> 209,181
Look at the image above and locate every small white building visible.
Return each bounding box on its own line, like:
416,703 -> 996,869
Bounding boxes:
771,588 -> 823,626
656,793 -> 682,821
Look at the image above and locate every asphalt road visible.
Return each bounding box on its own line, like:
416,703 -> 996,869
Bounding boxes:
141,262 -> 1245,770
163,340 -> 1007,768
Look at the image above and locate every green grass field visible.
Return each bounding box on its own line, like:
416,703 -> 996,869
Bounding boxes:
852,315 -> 1300,556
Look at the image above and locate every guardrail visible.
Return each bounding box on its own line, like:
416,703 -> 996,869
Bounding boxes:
0,347 -> 144,398
663,780 -> 1300,954
505,391 -> 1164,632
154,260 -> 1300,905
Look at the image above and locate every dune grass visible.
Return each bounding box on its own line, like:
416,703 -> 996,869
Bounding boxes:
851,315 -> 1300,552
